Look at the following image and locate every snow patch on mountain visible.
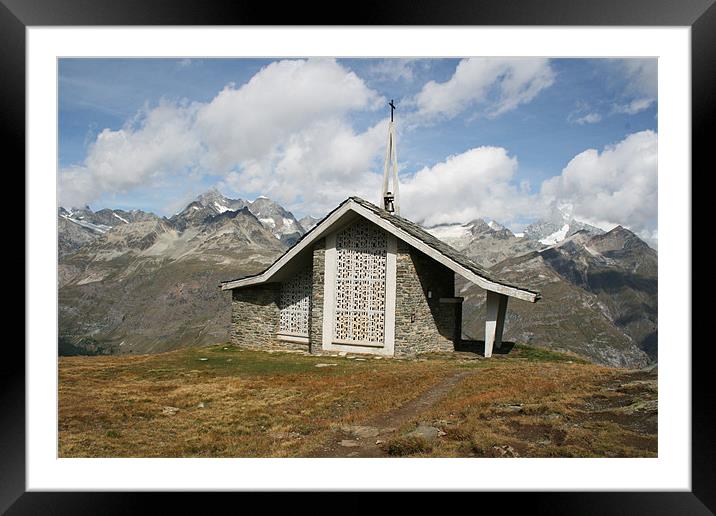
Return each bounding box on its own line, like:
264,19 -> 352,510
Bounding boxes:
540,224 -> 570,245
213,201 -> 231,214
298,216 -> 320,232
113,212 -> 129,224
425,223 -> 472,241
61,214 -> 110,234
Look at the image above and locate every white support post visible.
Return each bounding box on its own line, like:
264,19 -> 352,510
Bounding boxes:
322,232 -> 337,351
484,290 -> 508,358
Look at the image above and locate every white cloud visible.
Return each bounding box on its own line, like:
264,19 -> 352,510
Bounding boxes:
401,146 -> 536,227
59,100 -> 202,208
220,119 -> 387,215
620,59 -> 657,100
571,112 -> 602,125
59,58 -> 657,248
613,98 -> 655,115
540,130 -> 658,239
410,58 -> 554,122
609,58 -> 657,115
568,59 -> 657,125
194,58 -> 382,173
367,59 -> 420,82
59,59 -> 384,209
397,131 -> 658,247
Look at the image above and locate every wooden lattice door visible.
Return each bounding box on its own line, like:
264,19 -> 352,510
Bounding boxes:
279,266 -> 312,336
333,220 -> 387,345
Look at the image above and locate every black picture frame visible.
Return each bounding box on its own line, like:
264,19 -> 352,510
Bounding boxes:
4,0 -> 709,512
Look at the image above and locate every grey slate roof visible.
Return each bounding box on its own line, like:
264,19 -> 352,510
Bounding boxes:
350,197 -> 540,297
220,196 -> 540,299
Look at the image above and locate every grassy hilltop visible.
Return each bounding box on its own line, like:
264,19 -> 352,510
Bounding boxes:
59,344 -> 656,458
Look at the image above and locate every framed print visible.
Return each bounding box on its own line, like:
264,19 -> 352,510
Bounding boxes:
5,0 -> 711,512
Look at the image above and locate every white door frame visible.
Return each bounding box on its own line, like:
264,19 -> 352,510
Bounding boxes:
321,226 -> 397,356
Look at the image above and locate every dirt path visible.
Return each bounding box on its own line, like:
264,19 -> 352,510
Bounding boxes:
309,370 -> 476,457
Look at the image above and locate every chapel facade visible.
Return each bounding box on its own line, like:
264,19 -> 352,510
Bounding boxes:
220,103 -> 540,358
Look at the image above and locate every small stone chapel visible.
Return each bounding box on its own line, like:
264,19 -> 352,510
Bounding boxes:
220,102 -> 540,358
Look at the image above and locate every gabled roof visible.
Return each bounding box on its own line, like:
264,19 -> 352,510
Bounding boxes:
220,197 -> 541,302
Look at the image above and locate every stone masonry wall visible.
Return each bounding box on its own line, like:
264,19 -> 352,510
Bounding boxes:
394,241 -> 457,356
231,284 -> 281,349
230,237 -> 461,357
231,283 -> 310,352
309,239 -> 325,354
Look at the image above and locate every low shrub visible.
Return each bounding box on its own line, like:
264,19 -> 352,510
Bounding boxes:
386,436 -> 432,456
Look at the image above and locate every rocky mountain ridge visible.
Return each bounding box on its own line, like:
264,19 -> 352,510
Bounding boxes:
60,188 -> 311,253
58,191 -> 292,355
58,190 -> 657,367
460,225 -> 656,367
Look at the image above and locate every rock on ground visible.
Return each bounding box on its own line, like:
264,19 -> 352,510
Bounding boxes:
341,425 -> 380,439
492,444 -> 520,457
407,425 -> 442,441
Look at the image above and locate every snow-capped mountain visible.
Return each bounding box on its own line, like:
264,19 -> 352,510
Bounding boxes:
424,218 -> 543,267
58,205 -> 159,257
248,196 -> 305,245
299,215 -> 321,232
170,190 -> 306,245
169,189 -> 248,231
426,218 -> 512,244
523,203 -> 606,246
524,219 -> 605,245
196,188 -> 247,214
461,224 -> 657,367
58,193 -> 287,355
424,222 -> 474,247
60,206 -> 158,229
58,193 -> 657,368
422,204 -> 608,252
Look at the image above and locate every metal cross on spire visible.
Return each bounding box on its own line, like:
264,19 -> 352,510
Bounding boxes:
382,99 -> 400,215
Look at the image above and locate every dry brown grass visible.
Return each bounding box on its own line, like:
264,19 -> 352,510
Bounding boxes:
59,345 -> 458,457
401,361 -> 657,458
58,344 -> 657,458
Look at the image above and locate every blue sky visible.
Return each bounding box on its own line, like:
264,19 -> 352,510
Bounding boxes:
58,57 -> 657,241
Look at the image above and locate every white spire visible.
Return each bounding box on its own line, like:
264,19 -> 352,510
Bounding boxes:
381,99 -> 399,215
